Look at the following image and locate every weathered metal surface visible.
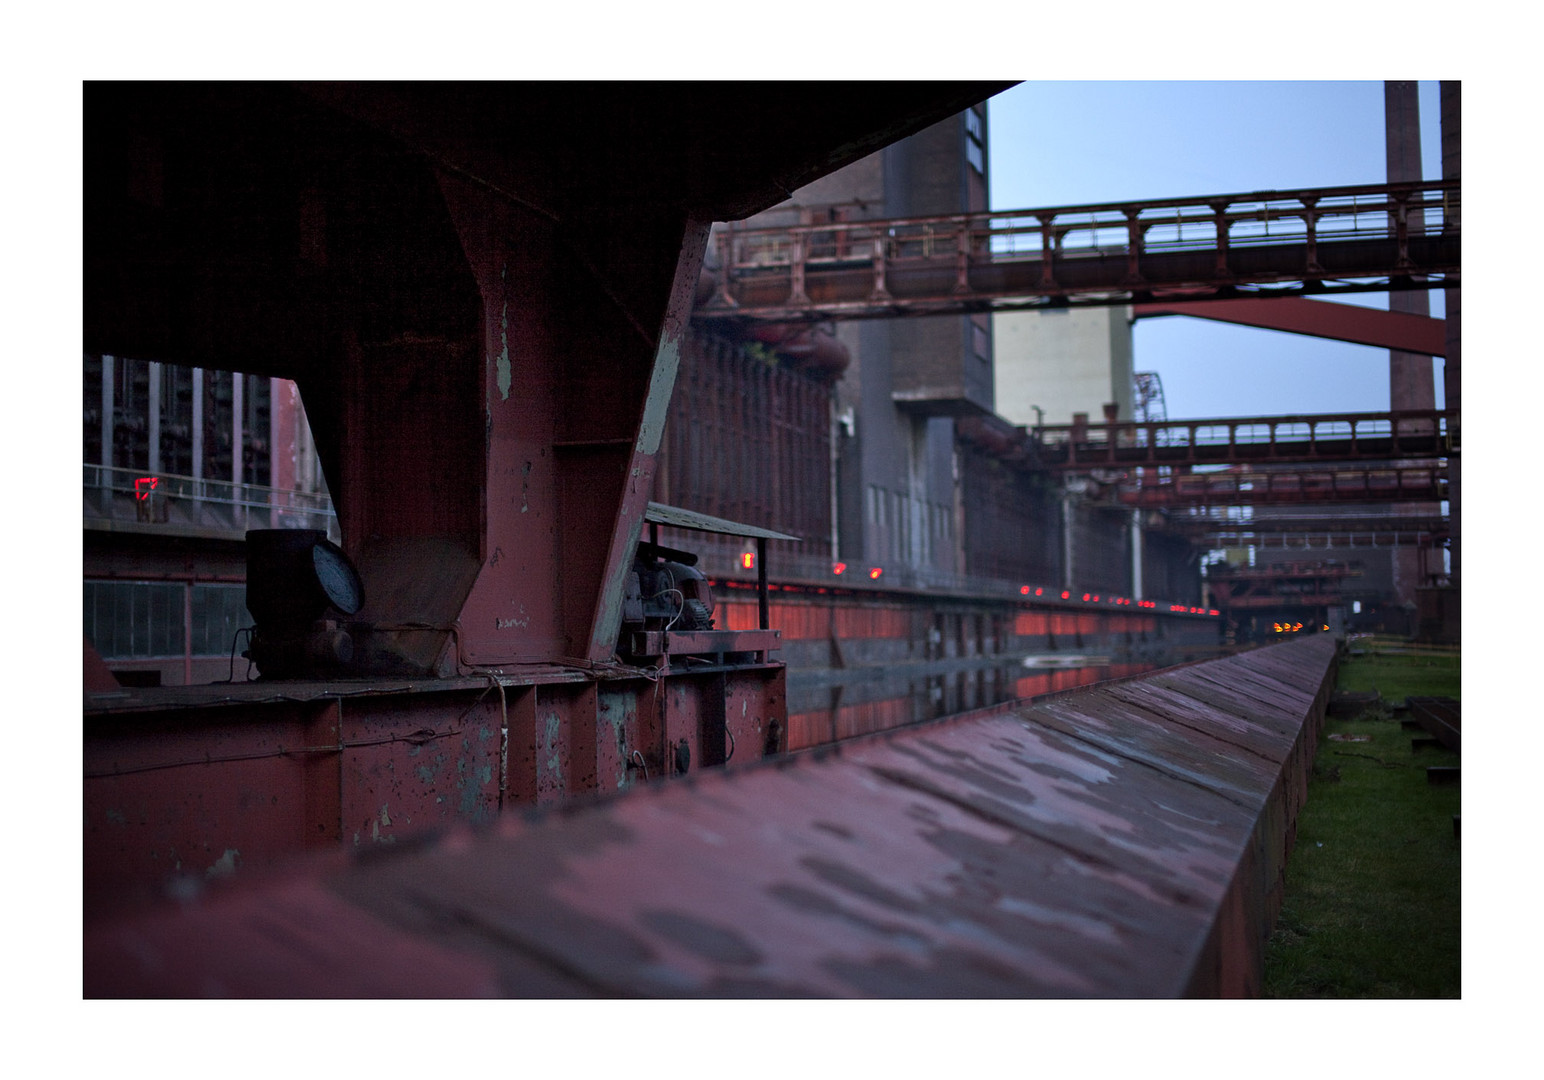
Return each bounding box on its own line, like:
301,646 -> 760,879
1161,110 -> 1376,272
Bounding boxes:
644,503 -> 800,542
1133,297 -> 1446,356
86,636 -> 1336,997
85,661 -> 787,915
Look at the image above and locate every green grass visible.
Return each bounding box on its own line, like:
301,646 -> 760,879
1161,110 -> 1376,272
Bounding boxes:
1263,648 -> 1460,998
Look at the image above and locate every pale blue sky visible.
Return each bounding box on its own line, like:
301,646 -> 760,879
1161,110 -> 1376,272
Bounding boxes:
987,81 -> 1447,420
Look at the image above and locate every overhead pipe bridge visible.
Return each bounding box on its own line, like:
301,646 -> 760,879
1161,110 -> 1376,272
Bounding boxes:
697,180 -> 1459,322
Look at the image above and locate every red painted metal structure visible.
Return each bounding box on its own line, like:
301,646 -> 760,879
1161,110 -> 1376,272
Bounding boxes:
1030,409 -> 1455,470
697,181 -> 1459,322
83,81 -> 1010,903
1114,464 -> 1447,508
1207,562 -> 1362,611
1132,296 -> 1446,356
85,635 -> 1337,997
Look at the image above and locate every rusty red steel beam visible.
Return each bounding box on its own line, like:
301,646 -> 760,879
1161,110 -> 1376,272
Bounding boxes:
84,661 -> 788,920
86,636 -> 1338,998
1132,297 -> 1446,356
1033,409 -> 1454,471
697,181 -> 1460,322
1170,512 -> 1448,535
1212,594 -> 1353,610
1198,532 -> 1444,550
1211,563 -> 1362,579
1115,465 -> 1446,508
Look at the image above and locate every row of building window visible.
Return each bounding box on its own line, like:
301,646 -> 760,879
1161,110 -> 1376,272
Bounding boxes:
84,580 -> 250,659
866,484 -> 955,569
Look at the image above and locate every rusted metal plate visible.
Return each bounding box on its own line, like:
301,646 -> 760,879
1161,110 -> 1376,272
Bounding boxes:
645,501 -> 800,542
84,637 -> 1337,997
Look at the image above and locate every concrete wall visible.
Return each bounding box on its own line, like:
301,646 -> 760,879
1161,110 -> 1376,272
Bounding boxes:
994,306 -> 1135,425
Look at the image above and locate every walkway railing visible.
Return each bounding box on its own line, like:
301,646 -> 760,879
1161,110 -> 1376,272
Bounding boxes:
1032,409 -> 1456,469
1118,464 -> 1447,508
699,180 -> 1460,320
83,465 -> 339,541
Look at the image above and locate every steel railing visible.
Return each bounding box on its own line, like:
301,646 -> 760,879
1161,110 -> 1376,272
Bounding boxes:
1031,408 -> 1456,469
83,465 -> 339,540
701,180 -> 1460,319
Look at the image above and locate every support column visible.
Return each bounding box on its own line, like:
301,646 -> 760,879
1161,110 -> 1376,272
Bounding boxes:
1131,509 -> 1144,601
231,371 -> 244,487
1062,489 -> 1076,592
147,361 -> 162,474
1385,80 -> 1438,613
232,370 -> 245,528
101,355 -> 115,472
270,377 -> 300,526
1442,80 -> 1461,588
191,367 -> 204,485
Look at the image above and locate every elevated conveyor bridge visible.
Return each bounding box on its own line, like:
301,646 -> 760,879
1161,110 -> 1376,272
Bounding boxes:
697,180 -> 1459,322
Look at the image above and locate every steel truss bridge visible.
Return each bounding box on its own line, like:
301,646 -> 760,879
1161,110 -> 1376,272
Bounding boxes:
697,180 -> 1459,322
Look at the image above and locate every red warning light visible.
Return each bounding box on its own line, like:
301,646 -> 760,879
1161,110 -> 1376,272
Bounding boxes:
740,552 -> 756,570
1209,609 -> 1219,617
1061,591 -> 1071,600
1034,588 -> 1043,596
869,567 -> 883,579
832,562 -> 846,575
1082,593 -> 1091,602
134,476 -> 159,501
1020,585 -> 1031,595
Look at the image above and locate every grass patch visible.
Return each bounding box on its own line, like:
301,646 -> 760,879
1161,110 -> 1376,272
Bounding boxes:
1263,647 -> 1460,998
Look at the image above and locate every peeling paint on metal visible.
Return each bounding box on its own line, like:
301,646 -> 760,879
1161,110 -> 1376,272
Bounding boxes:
495,265 -> 512,400
205,848 -> 239,880
85,639 -> 1336,998
635,338 -> 680,456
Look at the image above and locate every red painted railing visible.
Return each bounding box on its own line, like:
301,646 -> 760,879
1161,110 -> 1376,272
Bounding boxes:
699,180 -> 1460,320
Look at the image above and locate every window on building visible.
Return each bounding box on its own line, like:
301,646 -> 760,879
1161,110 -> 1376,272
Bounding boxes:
84,580 -> 255,660
191,583 -> 252,657
85,580 -> 185,659
965,106 -> 985,175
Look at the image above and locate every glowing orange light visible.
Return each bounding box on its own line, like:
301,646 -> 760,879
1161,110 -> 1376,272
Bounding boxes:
869,567 -> 883,579
1322,624 -> 1329,631
832,562 -> 846,575
740,552 -> 755,570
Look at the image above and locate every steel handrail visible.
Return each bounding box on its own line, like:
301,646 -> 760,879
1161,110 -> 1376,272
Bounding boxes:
717,180 -> 1460,265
